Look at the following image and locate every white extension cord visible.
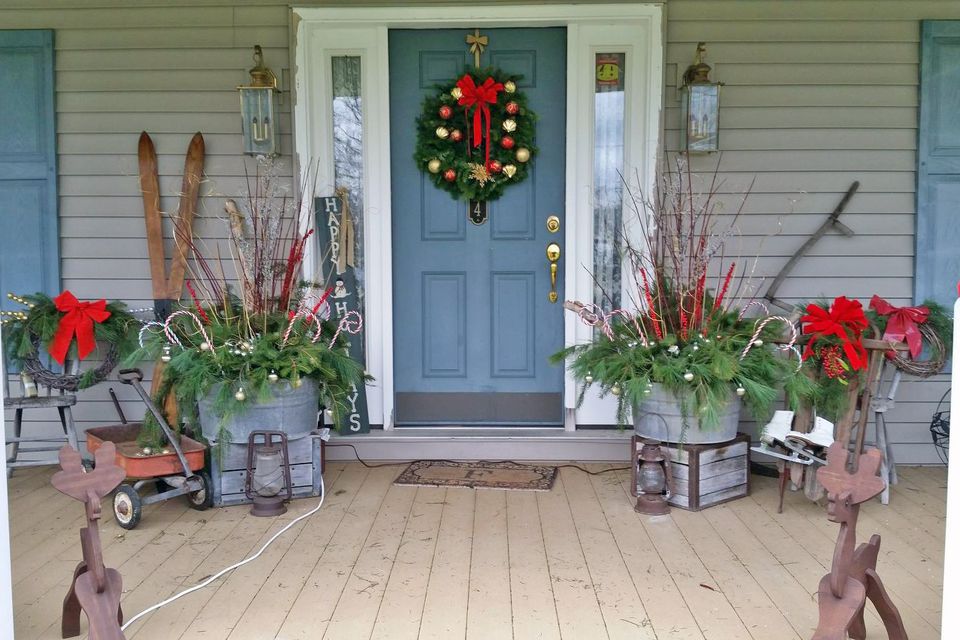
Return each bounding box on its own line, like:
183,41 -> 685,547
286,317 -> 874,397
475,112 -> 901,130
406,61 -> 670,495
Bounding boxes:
120,472 -> 325,632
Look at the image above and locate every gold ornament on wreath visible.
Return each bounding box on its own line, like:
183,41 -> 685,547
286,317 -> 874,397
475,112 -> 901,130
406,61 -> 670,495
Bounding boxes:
414,66 -> 537,202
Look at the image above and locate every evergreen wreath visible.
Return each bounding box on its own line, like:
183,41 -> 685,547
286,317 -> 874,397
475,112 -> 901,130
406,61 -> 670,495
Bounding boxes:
414,67 -> 537,202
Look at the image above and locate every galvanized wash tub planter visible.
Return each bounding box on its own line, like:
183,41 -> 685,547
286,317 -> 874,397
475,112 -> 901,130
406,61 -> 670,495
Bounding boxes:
197,378 -> 319,444
633,383 -> 741,444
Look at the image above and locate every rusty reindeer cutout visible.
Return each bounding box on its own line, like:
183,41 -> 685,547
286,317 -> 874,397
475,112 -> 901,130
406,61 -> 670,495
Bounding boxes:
52,443 -> 127,640
813,443 -> 907,640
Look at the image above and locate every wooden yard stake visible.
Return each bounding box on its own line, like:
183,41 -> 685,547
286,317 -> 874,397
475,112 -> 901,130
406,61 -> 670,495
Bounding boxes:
53,443 -> 127,639
812,443 -> 907,640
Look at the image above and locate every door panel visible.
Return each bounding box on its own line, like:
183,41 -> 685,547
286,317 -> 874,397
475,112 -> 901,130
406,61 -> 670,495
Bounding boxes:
0,30 -> 59,313
390,28 -> 566,425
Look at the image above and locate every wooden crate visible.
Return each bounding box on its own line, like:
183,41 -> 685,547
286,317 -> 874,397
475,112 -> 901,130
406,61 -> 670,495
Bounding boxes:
631,433 -> 750,511
208,433 -> 324,507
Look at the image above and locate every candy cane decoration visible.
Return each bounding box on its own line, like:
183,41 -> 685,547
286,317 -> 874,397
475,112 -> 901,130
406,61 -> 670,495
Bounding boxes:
164,310 -> 213,353
281,309 -> 326,347
737,300 -> 770,321
329,311 -> 363,349
605,309 -> 647,345
739,315 -> 797,360
138,321 -> 170,348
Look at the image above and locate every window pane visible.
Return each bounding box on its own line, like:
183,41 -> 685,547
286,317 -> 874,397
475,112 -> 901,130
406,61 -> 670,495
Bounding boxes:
331,56 -> 365,310
593,53 -> 626,312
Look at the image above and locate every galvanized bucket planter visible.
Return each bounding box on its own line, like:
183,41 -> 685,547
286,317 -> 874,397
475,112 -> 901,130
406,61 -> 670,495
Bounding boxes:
633,383 -> 740,444
197,378 -> 319,444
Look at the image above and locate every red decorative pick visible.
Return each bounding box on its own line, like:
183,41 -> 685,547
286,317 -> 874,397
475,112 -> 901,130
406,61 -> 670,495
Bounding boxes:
869,295 -> 929,358
49,291 -> 111,365
801,296 -> 868,371
455,74 -> 504,164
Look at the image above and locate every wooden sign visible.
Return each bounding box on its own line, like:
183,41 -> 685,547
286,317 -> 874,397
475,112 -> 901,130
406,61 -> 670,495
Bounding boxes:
315,194 -> 370,434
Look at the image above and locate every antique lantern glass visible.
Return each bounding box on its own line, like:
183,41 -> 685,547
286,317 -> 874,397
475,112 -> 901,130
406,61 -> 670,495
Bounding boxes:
238,45 -> 279,156
679,43 -> 721,154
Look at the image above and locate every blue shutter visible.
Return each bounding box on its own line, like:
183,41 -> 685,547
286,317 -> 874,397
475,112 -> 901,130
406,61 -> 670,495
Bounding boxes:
917,22 -> 960,309
0,30 -> 59,312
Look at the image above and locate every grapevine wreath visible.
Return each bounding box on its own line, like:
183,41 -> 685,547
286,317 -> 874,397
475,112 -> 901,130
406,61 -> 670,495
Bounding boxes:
414,67 -> 537,202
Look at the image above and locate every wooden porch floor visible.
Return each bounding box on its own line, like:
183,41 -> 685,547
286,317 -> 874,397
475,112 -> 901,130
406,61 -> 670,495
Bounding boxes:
7,462 -> 946,639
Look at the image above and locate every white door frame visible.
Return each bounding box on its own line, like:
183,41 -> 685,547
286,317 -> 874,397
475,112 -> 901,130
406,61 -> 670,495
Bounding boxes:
292,3 -> 664,429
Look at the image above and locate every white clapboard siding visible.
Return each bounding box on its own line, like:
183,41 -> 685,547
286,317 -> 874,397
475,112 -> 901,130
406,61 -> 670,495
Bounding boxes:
2,0 -> 956,466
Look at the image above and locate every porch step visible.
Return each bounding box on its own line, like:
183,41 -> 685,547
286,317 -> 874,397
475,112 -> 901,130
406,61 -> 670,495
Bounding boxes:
324,428 -> 632,463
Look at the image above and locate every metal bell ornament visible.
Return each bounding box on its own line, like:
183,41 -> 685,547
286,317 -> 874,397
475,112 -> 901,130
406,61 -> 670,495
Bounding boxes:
683,372 -> 695,382
268,370 -> 279,383
235,387 -> 247,402
611,384 -> 622,396
584,371 -> 594,384
736,386 -> 746,397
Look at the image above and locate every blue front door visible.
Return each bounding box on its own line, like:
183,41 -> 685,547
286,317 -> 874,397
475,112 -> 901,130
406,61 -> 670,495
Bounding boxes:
390,28 -> 566,425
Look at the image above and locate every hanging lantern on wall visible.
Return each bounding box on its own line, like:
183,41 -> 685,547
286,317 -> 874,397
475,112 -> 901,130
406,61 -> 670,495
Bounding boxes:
244,430 -> 293,516
634,440 -> 672,515
238,45 -> 280,156
679,42 -> 722,154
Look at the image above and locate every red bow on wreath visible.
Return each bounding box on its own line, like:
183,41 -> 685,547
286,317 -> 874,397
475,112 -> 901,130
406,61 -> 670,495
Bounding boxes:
869,295 -> 929,358
456,74 -> 504,164
49,290 -> 111,365
801,296 -> 869,371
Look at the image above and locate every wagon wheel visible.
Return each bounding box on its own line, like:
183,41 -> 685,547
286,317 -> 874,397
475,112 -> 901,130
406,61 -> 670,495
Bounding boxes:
113,484 -> 142,530
186,471 -> 213,510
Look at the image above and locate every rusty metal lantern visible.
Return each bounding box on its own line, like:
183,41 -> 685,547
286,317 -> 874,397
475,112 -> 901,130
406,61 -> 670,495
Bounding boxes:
634,440 -> 672,515
245,430 -> 293,517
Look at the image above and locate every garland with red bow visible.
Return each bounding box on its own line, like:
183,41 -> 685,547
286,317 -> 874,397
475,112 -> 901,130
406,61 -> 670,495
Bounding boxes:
414,67 -> 537,202
801,296 -> 869,376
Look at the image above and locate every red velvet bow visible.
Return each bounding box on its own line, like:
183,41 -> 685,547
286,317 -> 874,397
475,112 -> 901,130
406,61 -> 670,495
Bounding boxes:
50,291 -> 111,365
869,295 -> 928,358
456,74 -> 504,164
801,296 -> 868,371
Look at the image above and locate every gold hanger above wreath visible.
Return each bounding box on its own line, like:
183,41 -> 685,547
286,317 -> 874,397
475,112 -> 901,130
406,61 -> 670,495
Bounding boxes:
466,29 -> 487,68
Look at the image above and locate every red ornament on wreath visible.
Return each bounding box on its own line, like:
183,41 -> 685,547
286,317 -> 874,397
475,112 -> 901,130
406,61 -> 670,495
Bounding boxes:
414,66 -> 537,202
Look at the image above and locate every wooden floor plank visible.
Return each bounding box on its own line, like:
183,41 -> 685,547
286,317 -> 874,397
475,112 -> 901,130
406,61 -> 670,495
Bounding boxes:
223,465 -> 372,640
614,470 -> 752,640
321,482 -> 419,640
505,490 -> 561,640
275,465 -> 397,639
562,468 -> 656,639
418,487 -> 475,640
7,462 -> 945,640
537,471 -> 608,640
465,489 -> 514,640
590,468 -> 704,640
670,504 -> 800,640
370,487 -> 446,640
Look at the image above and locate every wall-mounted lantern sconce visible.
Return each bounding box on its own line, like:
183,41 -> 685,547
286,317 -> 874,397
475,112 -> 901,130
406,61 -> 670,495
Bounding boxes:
238,45 -> 279,156
679,42 -> 722,153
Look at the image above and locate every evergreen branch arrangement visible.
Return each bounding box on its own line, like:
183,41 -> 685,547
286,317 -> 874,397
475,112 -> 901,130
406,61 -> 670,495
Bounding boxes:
132,158 -> 370,448
554,160 -> 814,431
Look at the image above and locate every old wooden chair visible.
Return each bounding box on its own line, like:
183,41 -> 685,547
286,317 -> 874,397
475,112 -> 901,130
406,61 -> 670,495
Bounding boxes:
4,340 -> 81,477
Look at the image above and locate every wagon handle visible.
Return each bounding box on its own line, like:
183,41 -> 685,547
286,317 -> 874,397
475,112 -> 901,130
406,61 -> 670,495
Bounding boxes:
118,368 -> 144,384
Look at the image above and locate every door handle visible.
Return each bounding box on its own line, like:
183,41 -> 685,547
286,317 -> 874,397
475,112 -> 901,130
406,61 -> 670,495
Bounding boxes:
546,242 -> 561,303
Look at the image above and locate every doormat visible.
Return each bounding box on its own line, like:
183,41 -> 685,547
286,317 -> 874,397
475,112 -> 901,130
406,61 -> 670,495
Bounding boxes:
393,460 -> 557,491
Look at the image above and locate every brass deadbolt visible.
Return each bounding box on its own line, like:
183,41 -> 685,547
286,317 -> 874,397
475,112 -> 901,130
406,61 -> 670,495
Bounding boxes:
546,215 -> 560,233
